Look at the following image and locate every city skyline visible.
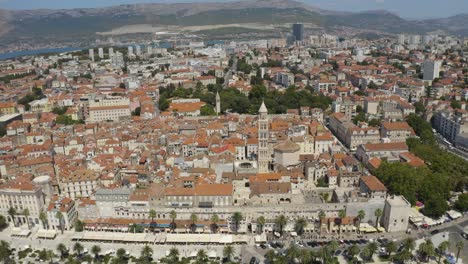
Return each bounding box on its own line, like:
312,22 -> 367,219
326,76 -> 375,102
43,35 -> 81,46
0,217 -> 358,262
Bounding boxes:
0,0 -> 467,19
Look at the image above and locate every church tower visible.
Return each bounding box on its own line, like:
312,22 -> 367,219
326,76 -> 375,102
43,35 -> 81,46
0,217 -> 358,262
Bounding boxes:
258,101 -> 269,173
216,91 -> 221,115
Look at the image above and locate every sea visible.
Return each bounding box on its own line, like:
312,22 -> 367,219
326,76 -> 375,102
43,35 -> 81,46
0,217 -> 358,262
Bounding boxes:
0,40 -> 226,61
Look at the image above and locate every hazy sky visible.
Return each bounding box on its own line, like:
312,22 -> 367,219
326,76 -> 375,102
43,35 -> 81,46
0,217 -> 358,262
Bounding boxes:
0,0 -> 467,19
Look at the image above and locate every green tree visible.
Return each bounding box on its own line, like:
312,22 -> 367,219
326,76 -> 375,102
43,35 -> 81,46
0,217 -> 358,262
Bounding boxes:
139,245 -> 153,263
195,249 -> 208,264
7,207 -> 16,227
385,241 -> 397,260
348,244 -> 360,259
0,215 -> 6,230
74,219 -> 84,232
223,245 -> 234,262
39,211 -> 48,229
437,241 -> 449,264
294,217 -> 307,235
200,105 -> 216,116
73,242 -> 84,256
357,210 -> 365,230
338,209 -> 346,234
210,214 -> 219,233
149,209 -> 156,223
374,208 -> 382,230
0,240 -> 11,263
256,216 -> 266,234
456,241 -> 464,263
418,239 -> 435,262
57,243 -> 68,260
190,213 -> 198,233
275,214 -> 288,235
131,107 -> 141,116
56,211 -> 64,234
232,212 -> 243,233
116,248 -> 127,263
169,210 -> 177,231
91,245 -> 101,261
265,249 -> 277,263
455,193 -> 468,212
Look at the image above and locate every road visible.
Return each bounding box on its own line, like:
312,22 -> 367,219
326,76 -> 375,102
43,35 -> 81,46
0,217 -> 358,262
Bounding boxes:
435,133 -> 468,161
2,215 -> 467,263
223,56 -> 237,89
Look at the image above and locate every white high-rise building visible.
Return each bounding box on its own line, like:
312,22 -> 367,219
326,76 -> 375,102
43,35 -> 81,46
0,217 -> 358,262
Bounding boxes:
423,60 -> 442,81
397,34 -> 406,45
147,45 -> 153,55
128,46 -> 134,56
89,49 -> 95,61
257,101 -> 269,173
108,47 -> 114,58
409,35 -> 421,45
98,48 -> 104,59
136,45 -> 142,57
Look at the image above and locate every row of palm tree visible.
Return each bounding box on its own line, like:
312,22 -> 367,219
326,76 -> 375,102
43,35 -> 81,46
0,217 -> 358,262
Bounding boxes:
7,207 -> 65,233
263,238 -> 463,264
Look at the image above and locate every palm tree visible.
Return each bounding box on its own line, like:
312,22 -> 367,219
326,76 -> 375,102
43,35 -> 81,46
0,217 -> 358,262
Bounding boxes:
374,208 -> 383,231
56,211 -> 64,234
39,211 -> 48,229
7,207 -> 16,227
167,248 -> 179,263
223,245 -> 234,262
210,214 -> 219,233
357,210 -> 365,231
195,249 -> 208,264
286,244 -> 299,263
294,217 -> 307,235
437,241 -> 450,264
149,209 -> 156,222
328,240 -> 340,254
23,208 -> 30,229
0,240 -> 11,263
169,210 -> 177,232
256,216 -> 266,234
299,248 -> 313,264
190,213 -> 198,233
140,245 -> 153,262
403,237 -> 416,252
148,209 -> 156,231
338,209 -> 346,234
456,241 -> 464,263
57,243 -> 67,260
318,210 -> 326,234
275,214 -> 287,235
366,242 -> 378,262
418,239 -> 435,262
73,242 -> 84,256
116,248 -> 127,261
348,244 -> 360,259
265,249 -> 276,263
91,245 -> 101,261
231,212 -> 243,233
385,241 -> 397,260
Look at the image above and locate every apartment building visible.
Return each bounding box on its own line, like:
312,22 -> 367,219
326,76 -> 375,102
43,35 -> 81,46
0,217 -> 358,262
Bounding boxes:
433,110 -> 468,143
381,122 -> 415,142
87,96 -> 131,123
0,178 -> 45,227
47,196 -> 78,231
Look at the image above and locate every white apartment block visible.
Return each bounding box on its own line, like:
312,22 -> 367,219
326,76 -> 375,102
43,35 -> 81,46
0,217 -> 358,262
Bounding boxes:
0,180 -> 45,227
423,60 -> 442,81
88,97 -> 131,123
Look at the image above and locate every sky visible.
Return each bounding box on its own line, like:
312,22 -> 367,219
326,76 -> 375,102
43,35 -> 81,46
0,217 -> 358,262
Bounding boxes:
0,0 -> 467,19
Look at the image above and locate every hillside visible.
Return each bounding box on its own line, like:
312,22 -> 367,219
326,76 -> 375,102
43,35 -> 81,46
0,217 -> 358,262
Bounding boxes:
0,0 -> 467,47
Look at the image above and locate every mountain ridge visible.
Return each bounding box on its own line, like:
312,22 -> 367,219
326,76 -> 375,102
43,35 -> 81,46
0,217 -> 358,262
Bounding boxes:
0,0 -> 467,49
